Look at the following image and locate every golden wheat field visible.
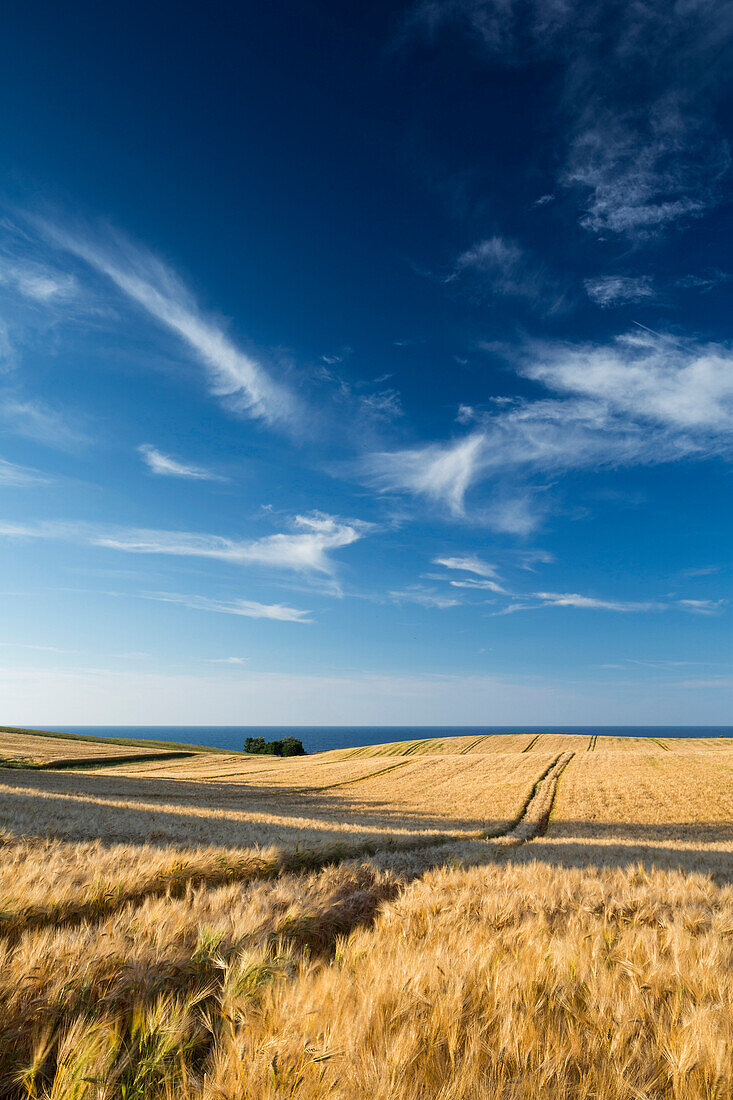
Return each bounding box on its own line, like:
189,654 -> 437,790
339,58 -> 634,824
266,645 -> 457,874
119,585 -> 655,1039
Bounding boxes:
0,728 -> 732,1099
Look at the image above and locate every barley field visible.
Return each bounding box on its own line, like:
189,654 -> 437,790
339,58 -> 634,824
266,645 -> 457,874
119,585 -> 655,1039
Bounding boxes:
0,727 -> 731,1099
0,725 -> 228,768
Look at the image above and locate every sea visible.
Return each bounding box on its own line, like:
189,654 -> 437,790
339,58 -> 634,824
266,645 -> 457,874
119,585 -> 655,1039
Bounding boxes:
35,725 -> 733,754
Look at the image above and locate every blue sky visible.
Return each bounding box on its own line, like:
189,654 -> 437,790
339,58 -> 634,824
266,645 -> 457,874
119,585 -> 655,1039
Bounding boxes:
0,0 -> 730,724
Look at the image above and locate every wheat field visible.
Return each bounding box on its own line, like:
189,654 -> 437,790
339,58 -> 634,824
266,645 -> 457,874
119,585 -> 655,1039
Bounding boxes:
0,727 -> 731,1098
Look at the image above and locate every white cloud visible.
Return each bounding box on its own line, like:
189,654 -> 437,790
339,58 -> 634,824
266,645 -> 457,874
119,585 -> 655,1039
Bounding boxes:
0,396 -> 88,450
316,362 -> 403,424
0,260 -> 78,302
434,554 -> 507,588
499,591 -> 725,614
364,328 -> 733,527
447,235 -> 563,310
138,444 -> 225,481
389,586 -> 461,609
36,219 -> 297,428
0,512 -> 369,576
365,432 -> 485,516
145,592 -> 312,622
0,322 -> 15,368
406,1 -> 733,240
584,276 -> 656,307
450,236 -> 523,282
516,548 -> 555,571
456,404 -> 476,424
234,514 -> 369,573
676,271 -> 730,293
564,101 -> 730,238
358,388 -> 403,421
522,330 -> 733,432
0,458 -> 49,487
206,656 -> 249,664
434,553 -> 499,578
448,577 -> 505,592
534,591 -> 665,612
677,598 -> 726,616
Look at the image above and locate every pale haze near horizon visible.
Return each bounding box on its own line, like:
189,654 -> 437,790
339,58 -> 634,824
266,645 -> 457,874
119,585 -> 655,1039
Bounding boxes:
2,667 -> 729,726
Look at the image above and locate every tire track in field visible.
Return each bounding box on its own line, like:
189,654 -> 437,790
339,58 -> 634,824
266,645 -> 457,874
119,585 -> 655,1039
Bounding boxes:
492,752 -> 573,844
460,735 -> 489,754
307,760 -> 413,791
587,734 -> 598,751
522,734 -> 542,752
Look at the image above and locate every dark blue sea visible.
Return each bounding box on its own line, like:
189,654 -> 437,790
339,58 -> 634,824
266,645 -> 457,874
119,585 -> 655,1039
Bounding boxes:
35,725 -> 733,754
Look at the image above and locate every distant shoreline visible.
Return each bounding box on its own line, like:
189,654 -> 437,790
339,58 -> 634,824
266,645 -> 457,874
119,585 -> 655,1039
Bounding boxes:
20,723 -> 733,756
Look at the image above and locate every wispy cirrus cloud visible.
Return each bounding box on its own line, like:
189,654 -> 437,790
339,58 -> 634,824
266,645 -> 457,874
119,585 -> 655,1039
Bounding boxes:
0,512 -> 369,576
206,656 -> 249,664
364,329 -> 733,528
521,330 -> 733,432
365,432 -> 485,516
584,276 -> 656,308
315,361 -> 403,427
138,444 -> 226,481
677,598 -> 727,616
675,271 -> 730,293
34,218 -> 298,429
422,554 -> 720,616
493,590 -> 724,615
94,513 -> 368,574
445,235 -> 565,312
0,395 -> 89,450
433,554 -> 506,591
434,554 -> 499,578
0,457 -> 50,487
503,590 -> 726,615
0,258 -> 78,302
143,592 -> 312,622
534,591 -> 665,612
389,586 -> 461,609
405,0 -> 733,240
564,98 -> 730,238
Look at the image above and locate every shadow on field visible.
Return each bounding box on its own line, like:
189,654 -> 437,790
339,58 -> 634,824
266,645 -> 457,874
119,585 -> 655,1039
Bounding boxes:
430,822 -> 733,882
1,765 -> 732,882
0,765 -> 505,842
